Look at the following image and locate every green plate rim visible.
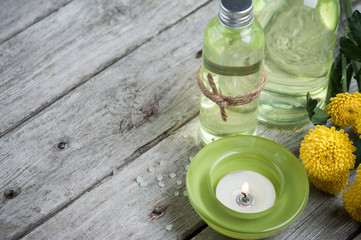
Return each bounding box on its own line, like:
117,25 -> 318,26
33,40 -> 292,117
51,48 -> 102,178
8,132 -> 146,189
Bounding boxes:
186,135 -> 309,238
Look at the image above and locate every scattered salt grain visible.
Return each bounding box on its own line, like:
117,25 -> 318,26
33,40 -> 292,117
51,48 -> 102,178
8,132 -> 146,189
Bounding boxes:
185,165 -> 189,170
139,182 -> 148,187
174,191 -> 179,196
157,175 -> 163,181
148,167 -> 155,173
159,182 -> 165,188
183,191 -> 188,196
112,169 -> 118,175
165,224 -> 173,231
182,134 -> 187,138
160,160 -> 166,166
169,172 -> 176,179
189,156 -> 193,162
176,180 -> 182,186
136,176 -> 143,183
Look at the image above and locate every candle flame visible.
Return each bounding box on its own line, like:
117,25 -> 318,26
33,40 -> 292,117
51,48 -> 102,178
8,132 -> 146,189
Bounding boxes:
242,182 -> 249,194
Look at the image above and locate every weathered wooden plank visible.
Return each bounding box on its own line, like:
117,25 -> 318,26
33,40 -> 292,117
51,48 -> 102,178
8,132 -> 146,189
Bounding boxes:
355,232 -> 361,240
0,1 -> 217,239
0,0 -> 210,137
20,120 -> 360,239
22,120 -> 202,240
0,0 -> 72,44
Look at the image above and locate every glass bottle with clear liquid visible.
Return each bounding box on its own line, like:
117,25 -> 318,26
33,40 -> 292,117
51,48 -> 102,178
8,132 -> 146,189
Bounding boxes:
199,0 -> 265,145
253,0 -> 340,126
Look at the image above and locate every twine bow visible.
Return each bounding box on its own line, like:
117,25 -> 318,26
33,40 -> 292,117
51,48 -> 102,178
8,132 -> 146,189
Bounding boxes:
197,66 -> 267,122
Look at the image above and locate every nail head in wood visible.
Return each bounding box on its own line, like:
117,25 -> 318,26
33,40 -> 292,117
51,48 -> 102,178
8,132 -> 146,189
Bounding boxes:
57,142 -> 67,150
4,188 -> 21,199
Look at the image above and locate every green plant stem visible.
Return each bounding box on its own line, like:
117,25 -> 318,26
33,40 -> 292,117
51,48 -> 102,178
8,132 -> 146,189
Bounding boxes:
341,0 -> 355,92
343,0 -> 353,19
342,54 -> 348,92
354,61 -> 361,92
342,0 -> 361,91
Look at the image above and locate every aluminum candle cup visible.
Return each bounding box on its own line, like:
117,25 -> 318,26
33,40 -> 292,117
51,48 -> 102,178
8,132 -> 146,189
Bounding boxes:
186,135 -> 309,239
215,170 -> 276,215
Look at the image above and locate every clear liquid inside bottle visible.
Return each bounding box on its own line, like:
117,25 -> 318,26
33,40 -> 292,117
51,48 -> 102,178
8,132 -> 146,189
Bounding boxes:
199,17 -> 264,144
254,0 -> 340,126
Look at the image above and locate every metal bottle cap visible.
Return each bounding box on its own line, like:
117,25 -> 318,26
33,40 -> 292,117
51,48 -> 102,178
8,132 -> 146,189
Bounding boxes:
218,0 -> 254,29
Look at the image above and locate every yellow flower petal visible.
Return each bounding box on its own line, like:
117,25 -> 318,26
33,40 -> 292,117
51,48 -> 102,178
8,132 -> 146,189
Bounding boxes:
300,126 -> 356,182
343,182 -> 361,222
354,111 -> 361,138
309,171 -> 349,194
326,92 -> 361,127
355,164 -> 361,185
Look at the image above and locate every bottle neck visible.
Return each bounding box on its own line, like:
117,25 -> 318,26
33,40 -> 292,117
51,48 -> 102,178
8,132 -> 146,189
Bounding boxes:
217,1 -> 254,29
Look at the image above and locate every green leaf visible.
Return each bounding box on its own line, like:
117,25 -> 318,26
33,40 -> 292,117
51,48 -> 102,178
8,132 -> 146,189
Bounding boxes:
306,92 -> 317,119
340,10 -> 361,62
311,107 -> 328,125
348,10 -> 361,46
340,37 -> 361,62
354,139 -> 361,168
306,93 -> 328,125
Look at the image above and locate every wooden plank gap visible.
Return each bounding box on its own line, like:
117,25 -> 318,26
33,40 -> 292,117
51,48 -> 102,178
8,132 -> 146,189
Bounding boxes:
184,223 -> 208,240
0,0 -> 212,139
152,0 -> 213,41
0,0 -> 74,46
14,110 -> 199,239
347,226 -> 361,240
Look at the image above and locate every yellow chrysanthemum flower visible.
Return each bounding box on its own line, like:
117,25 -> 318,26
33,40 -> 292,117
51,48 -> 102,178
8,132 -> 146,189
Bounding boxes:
300,126 -> 356,183
355,164 -> 361,185
343,182 -> 361,222
309,172 -> 349,194
326,92 -> 361,127
354,111 -> 361,137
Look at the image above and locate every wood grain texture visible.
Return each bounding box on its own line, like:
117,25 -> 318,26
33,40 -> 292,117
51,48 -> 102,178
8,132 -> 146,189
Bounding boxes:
0,0 -> 72,44
0,1 -> 217,239
0,0 -> 210,137
355,232 -> 361,240
23,120 -> 202,240
21,120 -> 361,240
1,0 -> 361,239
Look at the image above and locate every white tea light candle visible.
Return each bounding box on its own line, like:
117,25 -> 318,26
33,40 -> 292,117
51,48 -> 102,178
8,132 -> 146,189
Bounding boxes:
216,170 -> 276,213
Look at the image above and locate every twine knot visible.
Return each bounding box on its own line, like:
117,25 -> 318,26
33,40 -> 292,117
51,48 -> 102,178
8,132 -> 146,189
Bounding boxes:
197,66 -> 267,122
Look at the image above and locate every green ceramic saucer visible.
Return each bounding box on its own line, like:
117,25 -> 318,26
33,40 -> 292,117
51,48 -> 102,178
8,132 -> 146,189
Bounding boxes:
186,135 -> 309,239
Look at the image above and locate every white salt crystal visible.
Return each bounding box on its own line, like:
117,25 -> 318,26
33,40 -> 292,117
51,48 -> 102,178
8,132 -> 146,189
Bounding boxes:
157,175 -> 163,181
176,180 -> 182,186
139,182 -> 148,187
165,224 -> 173,231
148,167 -> 155,173
185,164 -> 189,170
169,172 -> 176,179
183,191 -> 188,196
189,156 -> 193,162
182,134 -> 187,138
174,191 -> 179,196
158,182 -> 165,188
136,176 -> 143,183
160,160 -> 166,166
112,169 -> 118,175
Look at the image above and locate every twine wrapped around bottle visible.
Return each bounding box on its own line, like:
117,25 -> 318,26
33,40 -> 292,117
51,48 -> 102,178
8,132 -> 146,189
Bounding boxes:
197,66 -> 267,122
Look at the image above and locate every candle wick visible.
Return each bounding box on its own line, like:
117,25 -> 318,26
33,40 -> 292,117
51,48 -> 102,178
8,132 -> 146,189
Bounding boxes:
241,192 -> 247,198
